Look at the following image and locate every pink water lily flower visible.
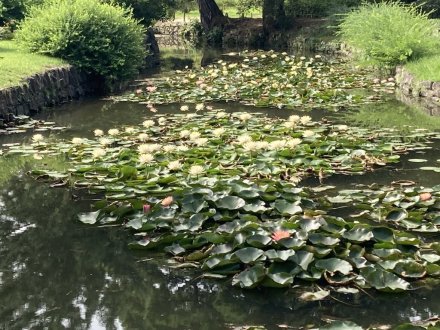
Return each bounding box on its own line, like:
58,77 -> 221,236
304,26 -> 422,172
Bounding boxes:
146,86 -> 157,93
161,196 -> 174,207
143,204 -> 151,213
271,230 -> 290,241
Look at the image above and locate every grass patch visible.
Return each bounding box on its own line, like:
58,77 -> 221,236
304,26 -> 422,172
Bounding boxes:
404,54 -> 440,82
0,40 -> 65,89
345,99 -> 440,131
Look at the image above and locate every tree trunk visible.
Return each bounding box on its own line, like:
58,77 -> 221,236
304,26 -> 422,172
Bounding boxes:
197,0 -> 225,30
263,0 -> 286,33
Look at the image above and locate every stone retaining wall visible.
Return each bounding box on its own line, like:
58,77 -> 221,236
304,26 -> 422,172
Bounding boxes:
0,66 -> 93,119
395,66 -> 440,116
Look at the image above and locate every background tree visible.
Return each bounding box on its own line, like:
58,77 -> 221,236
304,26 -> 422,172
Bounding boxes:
196,0 -> 225,30
263,0 -> 286,33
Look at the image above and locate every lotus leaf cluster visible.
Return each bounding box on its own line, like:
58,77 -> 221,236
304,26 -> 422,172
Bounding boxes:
3,108 -> 439,292
119,51 -> 395,109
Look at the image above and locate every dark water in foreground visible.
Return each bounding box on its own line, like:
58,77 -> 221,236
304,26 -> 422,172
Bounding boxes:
1,53 -> 440,329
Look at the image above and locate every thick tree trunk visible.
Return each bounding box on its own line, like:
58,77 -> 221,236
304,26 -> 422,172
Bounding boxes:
197,0 -> 225,30
263,0 -> 286,33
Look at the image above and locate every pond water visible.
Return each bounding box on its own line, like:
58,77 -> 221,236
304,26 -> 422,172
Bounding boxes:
0,49 -> 440,330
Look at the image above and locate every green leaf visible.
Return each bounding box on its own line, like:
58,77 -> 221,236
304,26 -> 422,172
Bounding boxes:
234,247 -> 265,264
315,258 -> 353,275
343,226 -> 374,243
360,266 -> 410,292
274,200 -> 303,215
299,290 -> 330,301
78,211 -> 100,224
232,264 -> 266,289
386,209 -> 408,222
216,196 -> 246,210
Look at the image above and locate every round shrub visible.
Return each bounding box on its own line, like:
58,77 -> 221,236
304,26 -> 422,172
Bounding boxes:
338,1 -> 440,66
16,0 -> 146,84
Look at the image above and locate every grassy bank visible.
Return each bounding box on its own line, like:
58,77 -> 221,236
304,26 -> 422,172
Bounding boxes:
0,40 -> 65,89
404,55 -> 440,82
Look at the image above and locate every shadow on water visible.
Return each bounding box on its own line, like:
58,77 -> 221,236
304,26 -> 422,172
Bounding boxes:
1,47 -> 440,329
1,176 -> 440,329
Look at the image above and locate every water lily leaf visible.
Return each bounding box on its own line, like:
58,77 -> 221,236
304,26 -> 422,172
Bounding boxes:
278,238 -> 306,250
343,226 -> 374,243
232,264 -> 266,289
292,251 -> 314,270
394,261 -> 426,279
319,321 -> 363,330
299,290 -> 330,301
243,201 -> 268,213
360,266 -> 410,292
265,249 -> 296,262
119,165 -> 138,180
372,227 -> 395,243
309,233 -> 340,246
164,243 -> 186,256
262,272 -> 294,288
78,211 -> 100,224
274,200 -> 303,215
216,196 -> 246,210
315,258 -> 353,275
246,234 -> 272,248
386,209 -> 408,222
234,247 -> 265,264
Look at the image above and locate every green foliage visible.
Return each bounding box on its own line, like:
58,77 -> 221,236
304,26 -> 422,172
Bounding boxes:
0,0 -> 43,24
338,1 -> 440,66
236,0 -> 262,17
405,54 -> 440,81
285,0 -> 361,18
107,0 -> 175,26
16,0 -> 146,85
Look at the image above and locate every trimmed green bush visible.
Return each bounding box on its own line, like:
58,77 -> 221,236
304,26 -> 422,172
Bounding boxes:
16,0 -> 146,85
338,1 -> 440,66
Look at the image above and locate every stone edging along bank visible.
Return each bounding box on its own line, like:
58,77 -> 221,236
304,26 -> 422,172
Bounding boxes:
0,65 -> 93,120
395,66 -> 440,116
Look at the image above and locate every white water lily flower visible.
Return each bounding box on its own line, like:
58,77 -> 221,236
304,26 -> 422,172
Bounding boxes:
125,127 -> 135,134
33,153 -> 43,160
195,103 -> 205,111
142,120 -> 155,128
194,138 -> 208,146
180,105 -> 189,112
283,121 -> 296,129
216,111 -> 228,119
71,137 -> 84,145
0,150 -> 3,156
163,145 -> 176,153
108,129 -> 119,136
286,138 -> 302,148
94,129 -> 104,137
92,148 -> 106,159
212,127 -> 226,137
269,140 -> 287,150
158,117 -> 166,125
32,134 -> 44,143
139,153 -> 154,164
303,130 -> 315,138
335,125 -> 348,131
138,133 -> 149,142
243,141 -> 258,152
238,113 -> 252,122
289,175 -> 302,185
186,113 -> 197,119
300,116 -> 312,125
255,141 -> 269,150
99,138 -> 112,146
271,54 -> 277,58
236,134 -> 253,144
180,130 -> 191,138
189,165 -> 204,176
288,115 -> 300,123
176,145 -> 189,152
138,143 -> 161,154
167,160 -> 182,171
189,131 -> 201,141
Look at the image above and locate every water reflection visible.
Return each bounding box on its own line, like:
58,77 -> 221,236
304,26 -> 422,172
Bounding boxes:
0,91 -> 440,329
0,176 -> 440,329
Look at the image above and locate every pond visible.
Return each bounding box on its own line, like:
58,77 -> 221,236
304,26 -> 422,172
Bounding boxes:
0,48 -> 440,330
